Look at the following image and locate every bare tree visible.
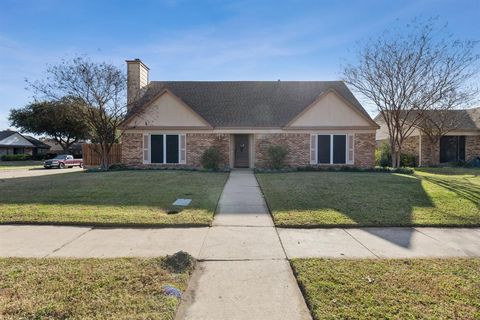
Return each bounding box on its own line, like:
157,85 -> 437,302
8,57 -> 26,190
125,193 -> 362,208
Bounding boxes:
28,57 -> 135,170
343,19 -> 478,167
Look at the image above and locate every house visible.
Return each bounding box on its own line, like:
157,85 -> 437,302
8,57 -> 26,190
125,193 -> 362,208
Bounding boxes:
121,59 -> 379,169
0,130 -> 50,157
42,138 -> 84,158
375,108 -> 480,166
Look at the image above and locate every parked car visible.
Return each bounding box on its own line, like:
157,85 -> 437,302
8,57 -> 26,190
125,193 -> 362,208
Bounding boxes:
44,155 -> 83,169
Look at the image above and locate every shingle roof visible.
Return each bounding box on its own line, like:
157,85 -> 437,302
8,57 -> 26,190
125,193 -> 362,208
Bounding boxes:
374,107 -> 480,131
0,130 -> 51,149
0,130 -> 16,141
127,81 -> 375,128
24,136 -> 51,149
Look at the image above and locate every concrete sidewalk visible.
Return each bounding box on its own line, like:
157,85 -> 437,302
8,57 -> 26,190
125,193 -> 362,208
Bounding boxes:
278,227 -> 480,259
2,225 -> 478,259
0,225 -> 209,258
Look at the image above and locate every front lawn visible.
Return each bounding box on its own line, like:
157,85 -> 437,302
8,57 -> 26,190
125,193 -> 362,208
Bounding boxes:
256,168 -> 480,227
0,170 -> 228,226
291,258 -> 480,320
0,257 -> 192,319
0,160 -> 44,170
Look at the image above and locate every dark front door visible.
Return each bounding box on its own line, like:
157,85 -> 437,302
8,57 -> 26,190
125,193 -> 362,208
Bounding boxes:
234,134 -> 249,168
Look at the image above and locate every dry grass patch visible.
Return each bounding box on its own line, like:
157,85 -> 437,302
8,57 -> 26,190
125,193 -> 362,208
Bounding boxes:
0,257 -> 193,319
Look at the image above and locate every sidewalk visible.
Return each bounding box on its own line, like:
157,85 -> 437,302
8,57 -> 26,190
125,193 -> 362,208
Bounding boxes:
2,225 -> 478,259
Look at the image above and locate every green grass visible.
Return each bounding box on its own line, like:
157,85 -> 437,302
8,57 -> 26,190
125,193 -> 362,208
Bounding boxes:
0,170 -> 228,226
256,167 -> 480,227
0,257 -> 192,319
0,160 -> 44,170
291,258 -> 480,320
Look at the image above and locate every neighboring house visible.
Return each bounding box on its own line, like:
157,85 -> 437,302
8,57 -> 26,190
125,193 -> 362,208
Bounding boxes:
121,59 -> 379,169
42,138 -> 84,158
0,130 -> 50,157
375,108 -> 480,166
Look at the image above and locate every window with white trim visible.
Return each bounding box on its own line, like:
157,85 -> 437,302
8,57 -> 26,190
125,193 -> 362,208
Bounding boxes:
310,134 -> 354,165
143,134 -> 186,164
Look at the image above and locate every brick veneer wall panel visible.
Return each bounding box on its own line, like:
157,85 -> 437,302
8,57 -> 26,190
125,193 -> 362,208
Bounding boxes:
121,132 -> 143,165
466,135 -> 480,161
402,136 -> 420,157
254,133 -> 310,168
354,133 -> 376,168
186,133 -> 230,168
419,135 -> 440,166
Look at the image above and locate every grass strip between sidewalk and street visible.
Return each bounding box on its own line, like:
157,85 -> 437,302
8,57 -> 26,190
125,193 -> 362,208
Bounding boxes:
0,257 -> 193,320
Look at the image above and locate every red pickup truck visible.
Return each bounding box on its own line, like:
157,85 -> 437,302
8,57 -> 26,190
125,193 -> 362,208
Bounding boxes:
44,155 -> 83,169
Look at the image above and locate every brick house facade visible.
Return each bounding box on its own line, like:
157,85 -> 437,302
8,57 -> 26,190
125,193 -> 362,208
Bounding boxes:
375,108 -> 480,166
120,59 -> 379,169
121,132 -> 377,169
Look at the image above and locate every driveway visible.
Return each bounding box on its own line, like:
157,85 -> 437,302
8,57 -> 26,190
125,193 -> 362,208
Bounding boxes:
0,167 -> 83,179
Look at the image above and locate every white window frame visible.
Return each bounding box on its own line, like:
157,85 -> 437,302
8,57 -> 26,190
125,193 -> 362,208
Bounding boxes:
146,133 -> 186,165
315,133 -> 350,165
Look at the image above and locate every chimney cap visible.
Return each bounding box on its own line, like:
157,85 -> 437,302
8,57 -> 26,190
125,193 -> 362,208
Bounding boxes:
125,58 -> 150,70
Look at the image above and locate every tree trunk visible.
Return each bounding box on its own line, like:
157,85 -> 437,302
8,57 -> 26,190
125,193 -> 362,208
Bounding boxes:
391,150 -> 397,168
100,143 -> 110,170
391,147 -> 402,168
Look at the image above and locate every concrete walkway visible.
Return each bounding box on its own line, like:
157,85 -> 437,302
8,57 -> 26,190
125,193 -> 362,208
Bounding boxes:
176,169 -> 311,320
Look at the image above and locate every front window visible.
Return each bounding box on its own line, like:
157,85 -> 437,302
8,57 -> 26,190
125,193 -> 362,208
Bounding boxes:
53,155 -> 68,160
440,136 -> 465,163
150,134 -> 180,164
317,134 -> 347,164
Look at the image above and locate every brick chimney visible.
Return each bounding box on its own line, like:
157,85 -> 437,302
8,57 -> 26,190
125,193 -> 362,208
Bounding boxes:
126,59 -> 149,110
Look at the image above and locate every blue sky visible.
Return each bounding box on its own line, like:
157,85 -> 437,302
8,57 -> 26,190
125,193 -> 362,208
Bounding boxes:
1,0 -> 479,130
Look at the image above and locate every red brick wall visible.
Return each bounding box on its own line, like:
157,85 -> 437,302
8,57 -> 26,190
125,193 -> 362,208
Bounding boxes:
419,135 -> 439,166
121,132 -> 143,165
254,133 -> 310,168
186,133 -> 230,168
354,133 -> 376,168
402,136 -> 420,158
466,135 -> 480,161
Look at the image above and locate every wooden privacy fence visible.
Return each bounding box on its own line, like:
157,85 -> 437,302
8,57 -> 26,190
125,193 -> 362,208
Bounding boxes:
82,144 -> 122,166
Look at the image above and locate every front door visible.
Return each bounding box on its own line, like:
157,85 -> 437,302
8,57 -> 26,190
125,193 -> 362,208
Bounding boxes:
234,134 -> 249,168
